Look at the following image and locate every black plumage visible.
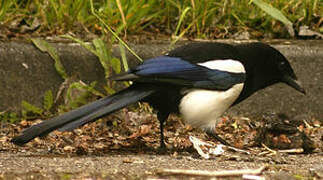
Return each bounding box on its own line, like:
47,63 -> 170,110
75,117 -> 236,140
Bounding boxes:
12,42 -> 305,148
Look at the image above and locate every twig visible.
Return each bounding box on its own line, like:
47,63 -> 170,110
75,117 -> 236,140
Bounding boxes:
156,165 -> 267,177
278,148 -> 304,153
260,143 -> 304,155
261,143 -> 277,155
242,174 -> 266,180
226,145 -> 251,154
303,119 -> 313,129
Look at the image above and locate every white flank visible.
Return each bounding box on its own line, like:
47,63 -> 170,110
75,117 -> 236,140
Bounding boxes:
179,59 -> 245,131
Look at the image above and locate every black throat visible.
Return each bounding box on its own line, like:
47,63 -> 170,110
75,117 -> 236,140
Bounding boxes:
232,43 -> 281,105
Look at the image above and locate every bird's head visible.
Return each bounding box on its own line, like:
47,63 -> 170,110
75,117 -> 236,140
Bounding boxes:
274,54 -> 306,94
236,42 -> 306,96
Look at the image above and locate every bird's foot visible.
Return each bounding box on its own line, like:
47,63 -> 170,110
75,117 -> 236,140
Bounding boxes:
157,141 -> 168,154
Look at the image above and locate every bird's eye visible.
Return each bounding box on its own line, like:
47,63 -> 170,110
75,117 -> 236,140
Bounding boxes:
278,61 -> 286,69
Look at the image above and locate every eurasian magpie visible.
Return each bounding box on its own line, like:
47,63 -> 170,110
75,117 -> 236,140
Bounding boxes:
12,42 -> 305,148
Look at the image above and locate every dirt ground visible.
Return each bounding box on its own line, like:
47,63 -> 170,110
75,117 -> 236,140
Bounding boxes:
1,151 -> 323,180
0,111 -> 322,180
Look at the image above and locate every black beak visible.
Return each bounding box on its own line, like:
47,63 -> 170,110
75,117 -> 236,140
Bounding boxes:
283,76 -> 306,94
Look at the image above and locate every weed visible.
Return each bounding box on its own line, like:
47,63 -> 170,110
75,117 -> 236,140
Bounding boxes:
31,38 -> 68,80
0,111 -> 19,123
1,0 -> 321,39
24,36 -> 126,120
21,90 -> 54,119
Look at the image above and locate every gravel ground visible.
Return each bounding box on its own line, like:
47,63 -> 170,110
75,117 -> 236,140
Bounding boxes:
0,150 -> 323,179
1,112 -> 322,179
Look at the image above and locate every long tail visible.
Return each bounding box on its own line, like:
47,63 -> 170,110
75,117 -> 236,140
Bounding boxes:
11,85 -> 155,145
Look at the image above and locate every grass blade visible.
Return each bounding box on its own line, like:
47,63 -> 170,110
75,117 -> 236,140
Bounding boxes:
119,42 -> 129,72
251,0 -> 294,37
89,0 -> 142,62
174,7 -> 191,37
60,35 -> 97,55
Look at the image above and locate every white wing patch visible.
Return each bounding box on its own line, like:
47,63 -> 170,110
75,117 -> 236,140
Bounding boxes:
179,59 -> 245,131
198,59 -> 245,73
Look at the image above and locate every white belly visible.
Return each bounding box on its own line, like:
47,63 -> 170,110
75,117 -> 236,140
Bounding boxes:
179,59 -> 245,131
179,83 -> 244,131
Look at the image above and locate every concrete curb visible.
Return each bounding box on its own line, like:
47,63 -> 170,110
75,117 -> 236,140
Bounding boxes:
0,40 -> 322,119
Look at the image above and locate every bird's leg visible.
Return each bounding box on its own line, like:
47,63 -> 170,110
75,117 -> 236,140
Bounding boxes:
157,111 -> 169,151
206,130 -> 231,146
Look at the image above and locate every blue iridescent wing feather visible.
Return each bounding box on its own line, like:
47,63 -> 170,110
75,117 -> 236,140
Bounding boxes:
113,56 -> 245,90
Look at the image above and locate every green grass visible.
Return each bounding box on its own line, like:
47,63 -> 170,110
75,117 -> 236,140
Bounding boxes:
0,0 -> 322,39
